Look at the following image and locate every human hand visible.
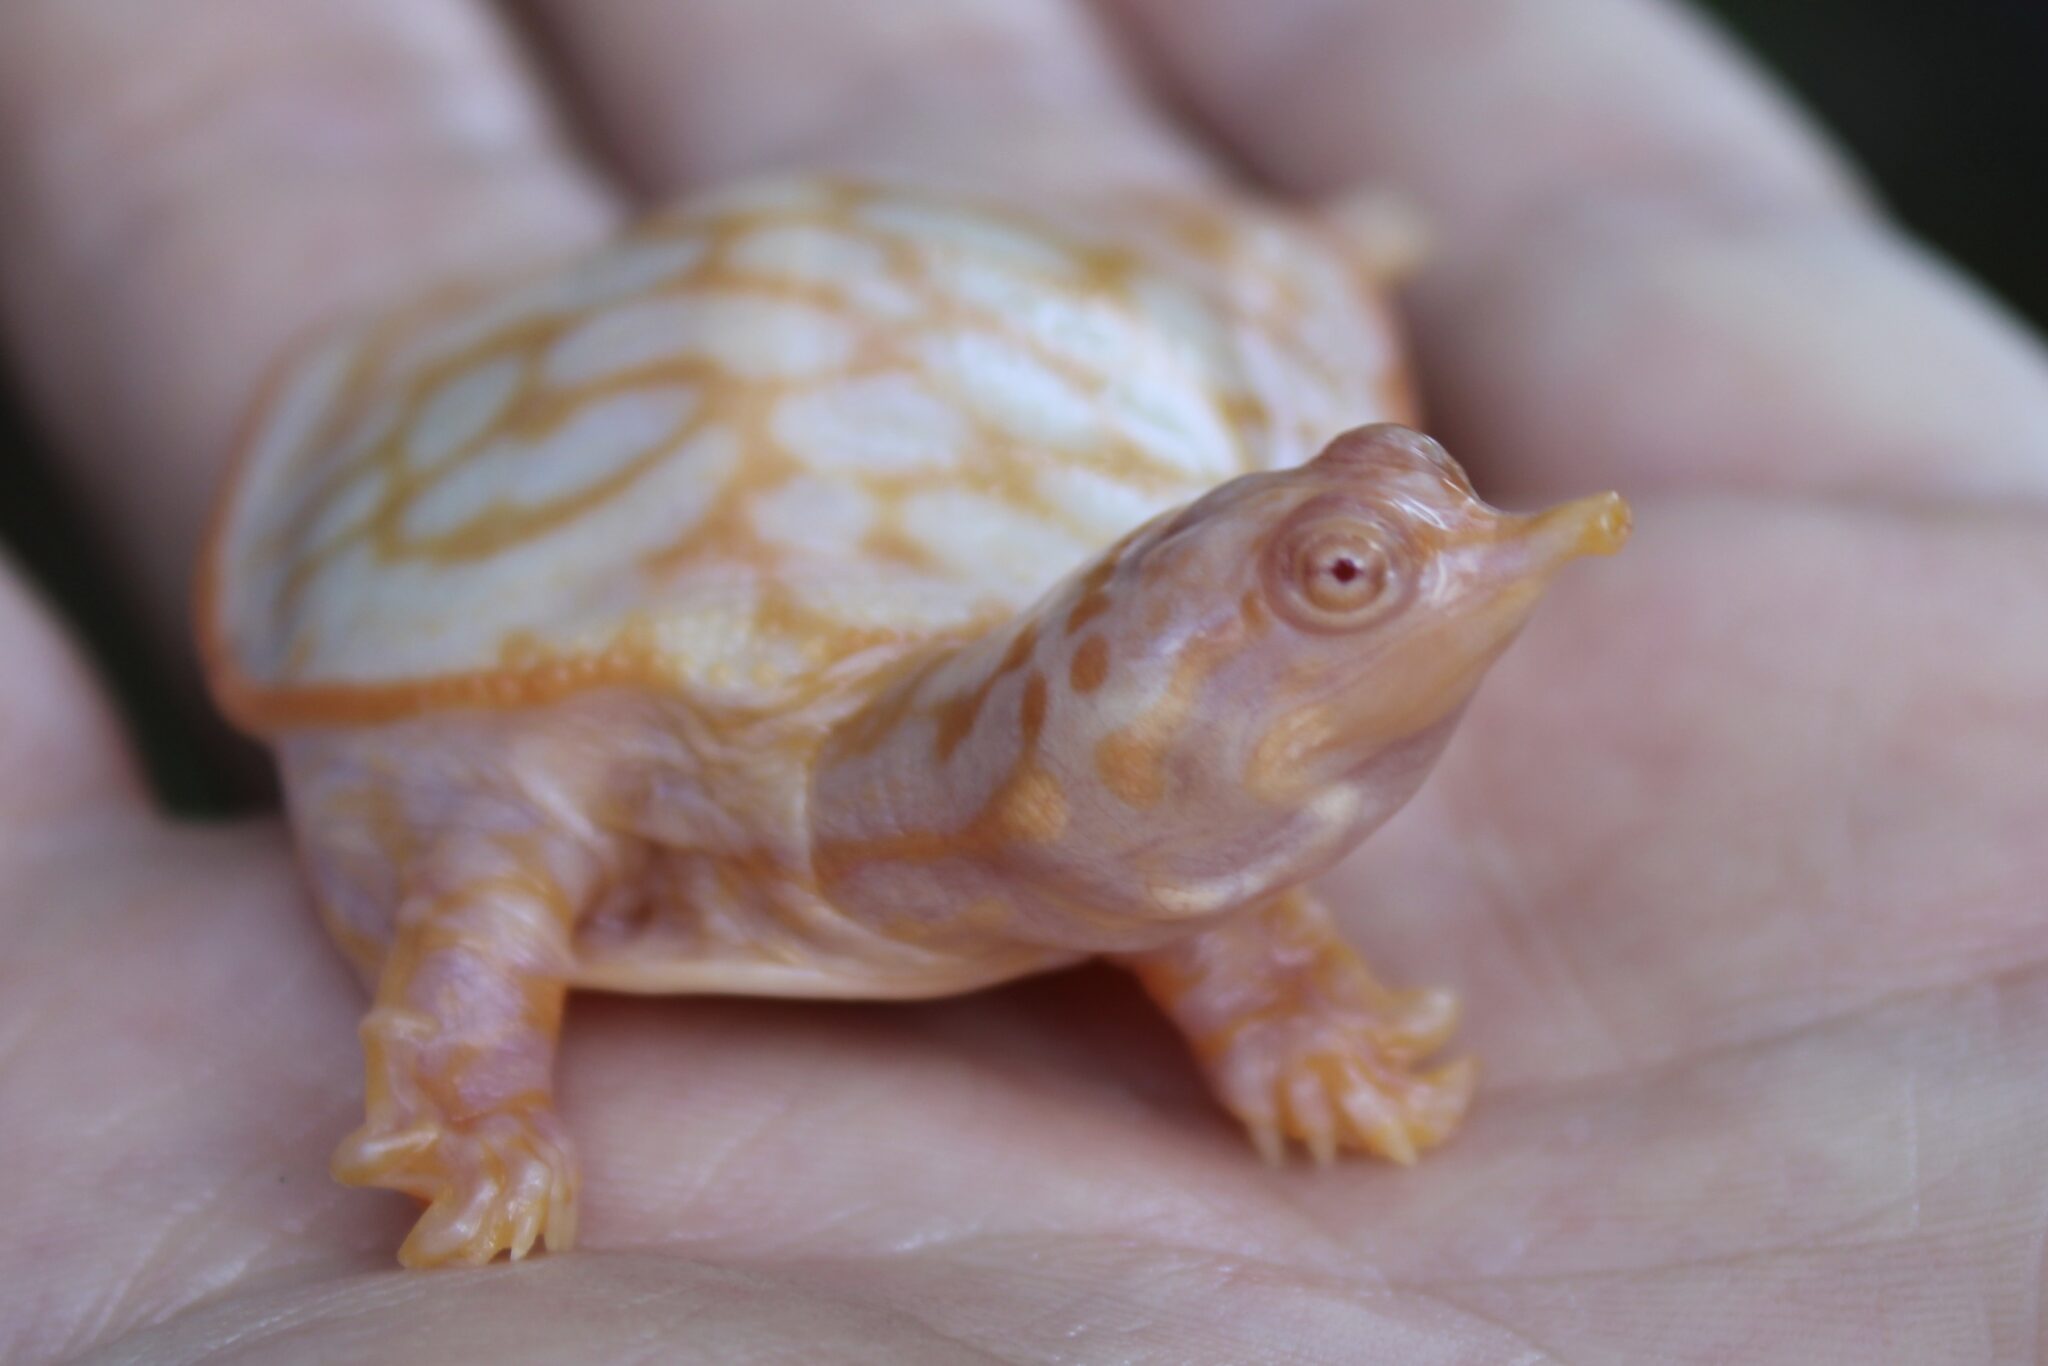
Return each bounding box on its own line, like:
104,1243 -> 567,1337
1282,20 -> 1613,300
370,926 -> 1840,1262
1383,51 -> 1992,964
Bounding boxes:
4,1 -> 2045,1360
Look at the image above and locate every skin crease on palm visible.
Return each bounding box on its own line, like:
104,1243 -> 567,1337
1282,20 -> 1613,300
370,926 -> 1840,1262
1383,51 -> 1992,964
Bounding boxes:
1,0 -> 2046,1359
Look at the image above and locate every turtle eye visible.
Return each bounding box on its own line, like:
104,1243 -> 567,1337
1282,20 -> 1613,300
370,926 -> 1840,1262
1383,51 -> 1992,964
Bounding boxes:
1272,518 -> 1402,630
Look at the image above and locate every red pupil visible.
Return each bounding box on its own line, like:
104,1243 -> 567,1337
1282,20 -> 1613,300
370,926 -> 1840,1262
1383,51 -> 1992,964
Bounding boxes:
1329,556 -> 1362,584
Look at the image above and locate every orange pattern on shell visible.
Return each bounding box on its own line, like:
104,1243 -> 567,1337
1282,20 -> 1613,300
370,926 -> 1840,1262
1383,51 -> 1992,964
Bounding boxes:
200,178 -> 1412,734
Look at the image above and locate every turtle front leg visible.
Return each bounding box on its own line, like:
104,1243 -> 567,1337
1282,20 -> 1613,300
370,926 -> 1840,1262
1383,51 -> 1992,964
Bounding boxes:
332,851 -> 582,1268
1121,890 -> 1475,1166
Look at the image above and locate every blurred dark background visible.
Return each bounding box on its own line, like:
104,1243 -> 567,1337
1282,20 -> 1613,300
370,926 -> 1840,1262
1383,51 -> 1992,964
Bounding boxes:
1,0 -> 2043,812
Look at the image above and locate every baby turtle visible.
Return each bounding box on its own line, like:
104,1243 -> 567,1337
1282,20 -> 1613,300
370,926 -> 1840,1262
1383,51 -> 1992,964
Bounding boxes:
199,177 -> 1629,1268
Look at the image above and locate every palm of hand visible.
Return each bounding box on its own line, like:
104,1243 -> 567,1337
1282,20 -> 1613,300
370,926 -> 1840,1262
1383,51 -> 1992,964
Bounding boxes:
4,1 -> 2046,1362
10,500 -> 2042,1362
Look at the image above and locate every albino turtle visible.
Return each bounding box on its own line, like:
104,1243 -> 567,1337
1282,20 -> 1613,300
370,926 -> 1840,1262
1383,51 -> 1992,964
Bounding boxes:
198,177 -> 1628,1269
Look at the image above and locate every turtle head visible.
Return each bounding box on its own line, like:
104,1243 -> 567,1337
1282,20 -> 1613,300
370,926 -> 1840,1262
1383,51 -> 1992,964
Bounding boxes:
1020,422 -> 1630,916
812,424 -> 1627,943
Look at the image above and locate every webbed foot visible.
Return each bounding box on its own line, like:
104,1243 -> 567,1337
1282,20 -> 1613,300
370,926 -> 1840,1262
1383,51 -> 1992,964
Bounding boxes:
1124,890 -> 1474,1165
1220,1013 -> 1475,1167
335,1103 -> 579,1267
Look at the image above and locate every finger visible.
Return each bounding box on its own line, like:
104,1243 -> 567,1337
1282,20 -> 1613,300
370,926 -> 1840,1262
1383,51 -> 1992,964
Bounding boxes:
512,0 -> 1216,198
0,0 -> 626,661
0,551 -> 147,832
0,824 -> 387,1348
1098,0 -> 2048,503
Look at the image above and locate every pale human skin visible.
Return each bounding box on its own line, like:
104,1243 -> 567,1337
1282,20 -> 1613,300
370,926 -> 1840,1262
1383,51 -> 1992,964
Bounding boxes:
1,0 -> 2046,1359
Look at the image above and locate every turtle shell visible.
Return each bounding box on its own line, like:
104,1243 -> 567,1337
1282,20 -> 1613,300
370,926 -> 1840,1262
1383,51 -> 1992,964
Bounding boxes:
199,178 -> 1411,734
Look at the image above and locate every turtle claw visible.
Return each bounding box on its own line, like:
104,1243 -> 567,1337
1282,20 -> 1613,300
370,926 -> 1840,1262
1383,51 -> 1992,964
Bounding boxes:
333,1119 -> 438,1182
1127,895 -> 1479,1168
1336,1080 -> 1418,1166
1284,1069 -> 1341,1167
1245,1117 -> 1288,1167
1373,986 -> 1461,1063
1217,1020 -> 1474,1167
337,1107 -> 580,1268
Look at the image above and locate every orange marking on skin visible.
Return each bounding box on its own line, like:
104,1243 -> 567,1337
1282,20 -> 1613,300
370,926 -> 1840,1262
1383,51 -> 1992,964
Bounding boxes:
1245,703 -> 1340,803
1065,590 -> 1112,635
1093,614 -> 1252,810
1056,551 -> 1124,638
1094,729 -> 1168,809
818,667 -> 1073,880
1239,590 -> 1271,638
815,755 -> 1071,879
933,626 -> 1037,762
990,765 -> 1068,844
1069,635 -> 1110,693
1019,672 -> 1049,745
931,692 -> 986,762
999,627 -> 1039,674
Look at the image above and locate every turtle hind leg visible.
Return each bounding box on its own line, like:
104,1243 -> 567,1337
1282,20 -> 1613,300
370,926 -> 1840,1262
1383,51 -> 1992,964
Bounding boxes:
1120,890 -> 1474,1166
331,836 -> 591,1268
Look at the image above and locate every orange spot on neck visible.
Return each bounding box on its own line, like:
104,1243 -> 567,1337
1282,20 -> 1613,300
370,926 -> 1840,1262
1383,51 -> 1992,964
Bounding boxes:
1095,730 -> 1167,809
1069,635 -> 1110,693
990,765 -> 1068,843
932,625 -> 1038,762
1019,672 -> 1049,744
1066,590 -> 1112,635
1239,590 -> 1271,637
1090,613 -> 1251,810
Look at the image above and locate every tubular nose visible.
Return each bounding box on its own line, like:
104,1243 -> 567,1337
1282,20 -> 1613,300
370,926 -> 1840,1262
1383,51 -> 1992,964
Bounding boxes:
1523,491 -> 1632,564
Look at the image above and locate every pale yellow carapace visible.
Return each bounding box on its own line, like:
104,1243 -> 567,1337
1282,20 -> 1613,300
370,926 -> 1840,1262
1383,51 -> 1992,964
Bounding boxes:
200,176 -> 1626,1268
